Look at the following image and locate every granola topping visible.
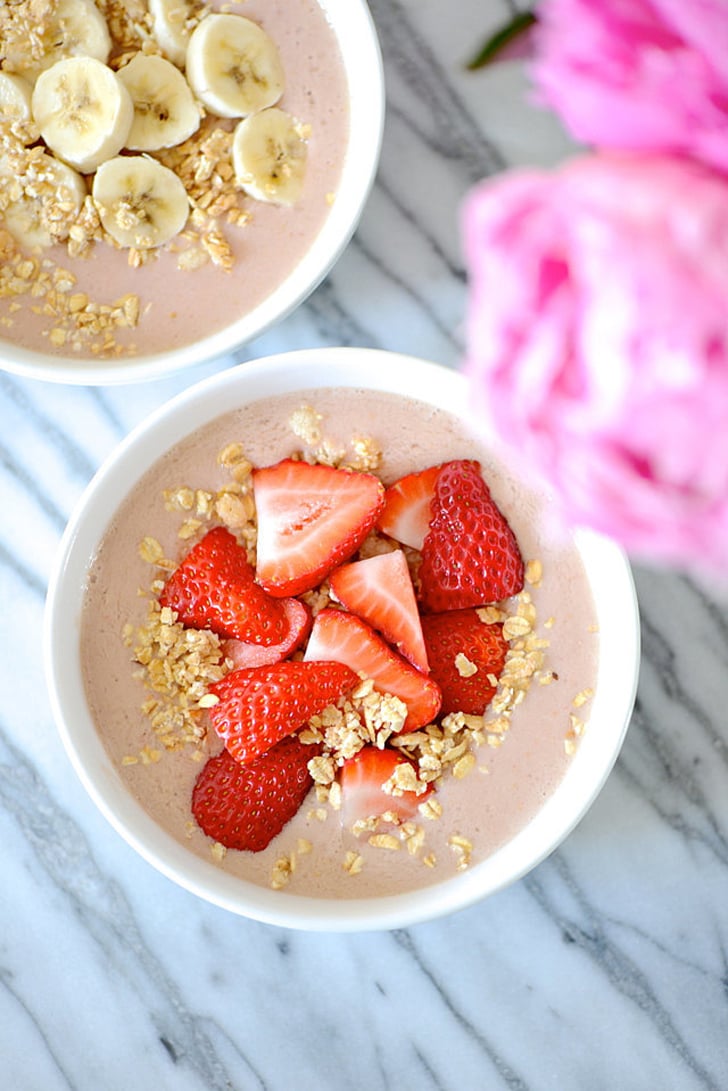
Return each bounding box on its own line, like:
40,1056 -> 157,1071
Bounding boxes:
128,598 -> 226,752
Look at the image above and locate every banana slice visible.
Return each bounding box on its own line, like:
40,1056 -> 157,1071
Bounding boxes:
232,108 -> 308,206
2,152 -> 86,251
148,0 -> 197,67
21,0 -> 112,81
0,72 -> 38,144
186,13 -> 285,119
92,155 -> 190,249
118,54 -> 200,151
31,57 -> 134,174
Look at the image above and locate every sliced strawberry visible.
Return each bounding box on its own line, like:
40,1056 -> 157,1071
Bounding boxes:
160,525 -> 288,645
377,463 -> 442,550
419,460 -> 524,611
304,608 -> 441,731
209,659 -> 357,764
421,608 -> 508,716
192,737 -> 316,852
339,746 -> 433,827
253,459 -> 385,597
221,598 -> 312,670
330,550 -> 430,673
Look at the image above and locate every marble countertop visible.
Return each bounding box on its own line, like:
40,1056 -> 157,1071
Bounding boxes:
2,1 -> 727,1088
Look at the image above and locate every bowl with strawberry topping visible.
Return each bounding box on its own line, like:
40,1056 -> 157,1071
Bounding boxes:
45,347 -> 640,929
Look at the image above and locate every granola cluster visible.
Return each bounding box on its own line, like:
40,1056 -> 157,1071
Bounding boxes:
288,404 -> 384,473
122,600 -> 225,763
125,406 -> 591,890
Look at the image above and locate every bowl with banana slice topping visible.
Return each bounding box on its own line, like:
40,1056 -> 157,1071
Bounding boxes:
0,0 -> 384,384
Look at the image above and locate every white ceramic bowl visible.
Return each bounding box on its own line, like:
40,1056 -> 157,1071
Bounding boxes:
45,348 -> 640,930
0,1 -> 384,386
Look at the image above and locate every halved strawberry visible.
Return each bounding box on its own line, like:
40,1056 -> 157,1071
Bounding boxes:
160,525 -> 288,645
377,464 -> 441,550
253,459 -> 385,597
419,460 -> 524,611
421,608 -> 508,716
304,609 -> 441,731
192,737 -> 316,852
330,550 -> 430,673
209,659 -> 357,764
339,746 -> 433,827
221,598 -> 312,670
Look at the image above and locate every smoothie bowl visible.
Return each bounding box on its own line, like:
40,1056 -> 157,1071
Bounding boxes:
0,0 -> 383,385
45,348 -> 640,930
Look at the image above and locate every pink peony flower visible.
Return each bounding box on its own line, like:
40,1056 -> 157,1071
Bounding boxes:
461,152 -> 728,570
531,0 -> 728,175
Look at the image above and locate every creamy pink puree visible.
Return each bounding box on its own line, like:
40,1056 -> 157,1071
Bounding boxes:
80,389 -> 600,898
0,1 -> 348,357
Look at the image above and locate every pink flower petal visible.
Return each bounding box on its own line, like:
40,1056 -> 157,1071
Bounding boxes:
462,153 -> 728,572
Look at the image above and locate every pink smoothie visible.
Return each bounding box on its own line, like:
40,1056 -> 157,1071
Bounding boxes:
80,388 -> 600,899
0,1 -> 349,358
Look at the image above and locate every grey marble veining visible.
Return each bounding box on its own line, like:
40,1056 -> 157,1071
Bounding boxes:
2,1 -> 728,1088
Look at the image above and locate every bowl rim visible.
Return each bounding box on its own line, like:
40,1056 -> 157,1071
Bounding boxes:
0,0 -> 385,387
44,347 -> 641,930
